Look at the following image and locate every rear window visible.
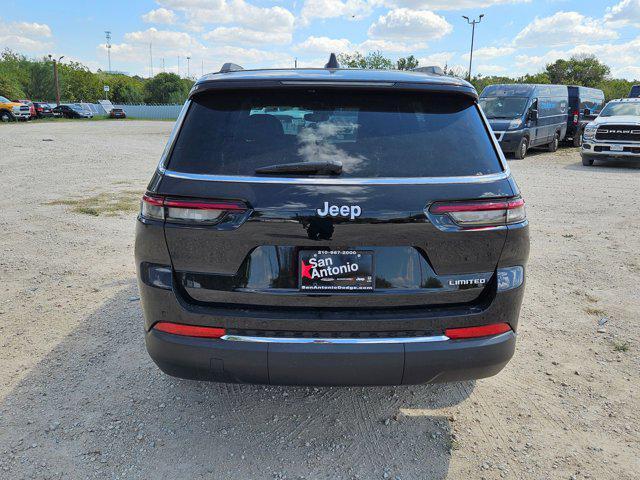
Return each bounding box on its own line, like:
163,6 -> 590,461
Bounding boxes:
167,90 -> 502,178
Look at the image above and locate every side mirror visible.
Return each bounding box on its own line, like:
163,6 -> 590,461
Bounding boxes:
529,109 -> 538,121
583,108 -> 591,117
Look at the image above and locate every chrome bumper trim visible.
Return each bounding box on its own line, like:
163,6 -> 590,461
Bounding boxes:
219,334 -> 450,344
159,169 -> 510,185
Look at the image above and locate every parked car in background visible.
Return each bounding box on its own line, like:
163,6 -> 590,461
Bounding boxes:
33,102 -> 55,119
566,86 -> 605,146
629,85 -> 640,98
72,103 -> 94,118
12,99 -> 36,119
109,108 -> 127,119
0,96 -> 30,122
479,84 -> 568,159
581,98 -> 640,166
52,104 -> 92,119
51,104 -> 63,118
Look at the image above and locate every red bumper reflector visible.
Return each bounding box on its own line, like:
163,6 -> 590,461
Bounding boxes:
445,323 -> 511,340
153,322 -> 226,339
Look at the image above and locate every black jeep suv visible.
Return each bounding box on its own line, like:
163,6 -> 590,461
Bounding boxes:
135,56 -> 529,386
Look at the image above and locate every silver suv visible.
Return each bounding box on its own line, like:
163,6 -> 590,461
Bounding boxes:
581,98 -> 640,166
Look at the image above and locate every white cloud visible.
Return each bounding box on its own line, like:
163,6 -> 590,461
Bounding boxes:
386,0 -> 529,9
142,8 -> 177,24
124,27 -> 204,51
604,0 -> 640,27
158,0 -> 294,33
417,51 -> 455,67
12,21 -> 52,38
476,63 -> 508,75
203,26 -> 291,46
511,36 -> 640,80
358,39 -> 425,53
0,18 -> 52,52
462,46 -> 515,61
300,0 -> 373,22
294,36 -> 425,56
294,36 -> 353,54
514,11 -> 618,48
368,8 -> 452,42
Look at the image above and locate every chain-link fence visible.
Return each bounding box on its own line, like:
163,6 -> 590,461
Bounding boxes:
87,102 -> 181,119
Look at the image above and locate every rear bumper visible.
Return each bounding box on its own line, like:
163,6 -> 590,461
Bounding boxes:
146,328 -> 515,385
494,130 -> 523,153
582,142 -> 640,160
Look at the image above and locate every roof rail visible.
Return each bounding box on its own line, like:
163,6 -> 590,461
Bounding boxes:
412,66 -> 444,76
219,62 -> 243,74
325,53 -> 340,69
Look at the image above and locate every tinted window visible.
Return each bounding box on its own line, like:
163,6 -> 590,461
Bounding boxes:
168,90 -> 501,178
478,97 -> 528,119
600,102 -> 640,117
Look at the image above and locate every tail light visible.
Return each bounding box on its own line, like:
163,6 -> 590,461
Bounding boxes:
140,193 -> 247,224
430,197 -> 526,228
572,110 -> 579,125
445,323 -> 511,339
154,322 -> 226,338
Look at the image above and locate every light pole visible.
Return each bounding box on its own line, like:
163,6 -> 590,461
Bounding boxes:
462,14 -> 484,81
186,56 -> 191,78
48,54 -> 64,106
104,31 -> 112,72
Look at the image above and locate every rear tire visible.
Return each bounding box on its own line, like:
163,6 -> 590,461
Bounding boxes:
581,156 -> 594,166
0,110 -> 15,122
548,132 -> 559,152
513,137 -> 528,160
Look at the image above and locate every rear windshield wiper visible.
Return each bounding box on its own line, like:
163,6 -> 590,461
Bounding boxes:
255,161 -> 343,176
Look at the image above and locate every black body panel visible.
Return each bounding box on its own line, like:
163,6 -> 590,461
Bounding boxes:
135,68 -> 529,385
146,328 -> 515,385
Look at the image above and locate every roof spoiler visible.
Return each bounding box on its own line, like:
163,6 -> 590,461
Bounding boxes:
219,62 -> 243,74
412,66 -> 444,76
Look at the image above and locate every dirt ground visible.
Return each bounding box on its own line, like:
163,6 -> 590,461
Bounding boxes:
1,120 -> 638,480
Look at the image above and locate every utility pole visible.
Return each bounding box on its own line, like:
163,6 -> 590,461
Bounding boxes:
177,56 -> 180,77
104,31 -> 112,72
186,56 -> 191,78
294,57 -> 297,68
48,54 -> 64,106
149,42 -> 153,77
462,14 -> 484,81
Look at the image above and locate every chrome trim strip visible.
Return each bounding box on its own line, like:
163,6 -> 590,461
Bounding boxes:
158,169 -> 510,185
219,334 -> 450,344
280,81 -> 396,87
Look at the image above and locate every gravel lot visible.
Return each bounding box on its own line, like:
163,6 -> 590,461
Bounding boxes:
1,120 -> 638,479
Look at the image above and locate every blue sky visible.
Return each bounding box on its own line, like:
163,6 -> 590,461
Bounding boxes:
1,1 -> 639,79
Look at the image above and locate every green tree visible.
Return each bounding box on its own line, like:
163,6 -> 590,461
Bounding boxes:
26,59 -> 55,100
397,55 -> 419,70
57,61 -> 102,102
545,54 -> 610,87
98,73 -> 145,103
337,51 -> 394,69
0,73 -> 25,98
598,78 -> 635,101
143,72 -> 190,104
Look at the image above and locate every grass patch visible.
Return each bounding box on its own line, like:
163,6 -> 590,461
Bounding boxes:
613,341 -> 630,352
47,190 -> 142,216
584,306 -> 606,316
